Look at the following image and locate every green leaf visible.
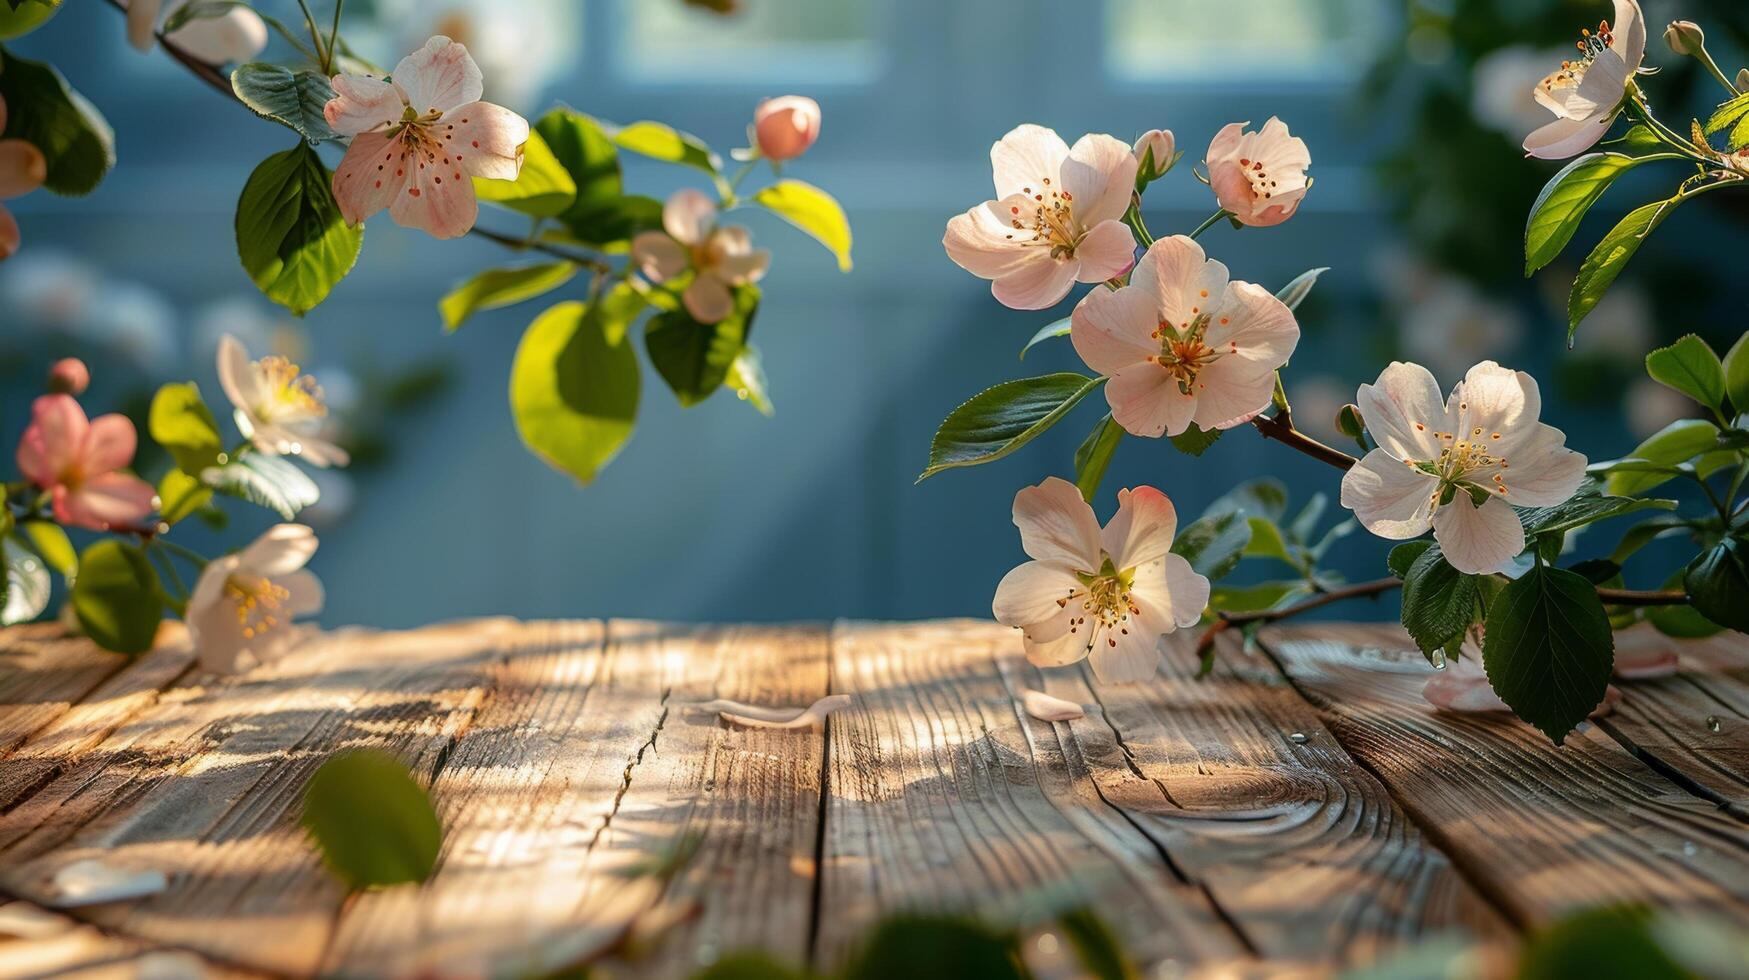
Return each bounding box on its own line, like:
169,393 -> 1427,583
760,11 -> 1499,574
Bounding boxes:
1274,266 -> 1329,311
230,63 -> 337,144
1597,419 -> 1722,496
1685,535 -> 1749,633
646,284 -> 759,406
1171,511 -> 1252,581
1644,334 -> 1727,413
1288,492 -> 1327,545
0,0 -> 60,40
752,179 -> 853,272
472,128 -> 577,218
726,344 -> 774,417
204,453 -> 320,519
1704,91 -> 1749,150
1647,570 -> 1722,638
2,535 -> 50,626
1516,479 -> 1677,537
510,297 -> 641,485
0,46 -> 114,195
1399,544 -> 1479,658
613,120 -> 720,174
1210,580 -> 1309,614
439,261 -> 578,332
157,469 -> 212,526
917,374 -> 1103,481
1603,124 -> 1667,155
1518,906 -> 1690,980
1568,196 -> 1682,340
1725,331 -> 1749,416
1205,478 -> 1289,524
1169,422 -> 1222,456
149,382 -> 224,474
1018,316 -> 1070,360
693,953 -> 805,980
841,915 -> 1024,980
533,109 -> 628,242
236,142 -> 363,316
1483,564 -> 1614,744
1244,517 -> 1294,564
1524,153 -> 1678,276
1387,540 -> 1433,578
1073,414 -> 1122,503
1057,907 -> 1136,980
19,520 -> 73,576
301,749 -> 442,890
71,540 -> 163,655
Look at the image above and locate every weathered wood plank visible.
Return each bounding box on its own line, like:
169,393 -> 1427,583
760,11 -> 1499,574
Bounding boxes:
0,898 -> 251,979
1262,623 -> 1749,928
816,620 -> 1248,974
0,624 -> 133,768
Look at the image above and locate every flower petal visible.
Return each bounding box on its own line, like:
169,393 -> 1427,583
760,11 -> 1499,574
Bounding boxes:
1187,360 -> 1274,431
1205,280 -> 1298,370
325,74 -> 403,137
61,473 -> 156,531
1357,361 -> 1447,461
17,394 -> 88,486
1341,449 -> 1436,539
991,124 -> 1070,200
683,275 -> 735,324
1452,360 -> 1535,442
1499,424 -> 1587,506
943,196 -> 1038,280
663,188 -> 716,246
715,247 -> 770,285
238,523 -> 318,576
1088,626 -> 1159,684
1061,132 -> 1139,227
83,414 -> 138,475
1101,485 -> 1177,569
993,560 -> 1082,629
126,0 -> 162,52
1069,281 -> 1157,376
1523,114 -> 1609,160
388,158 -> 479,239
631,231 -> 688,282
991,254 -> 1077,310
394,36 -> 484,114
1072,219 -> 1137,283
1131,235 -> 1228,337
164,5 -> 267,65
330,131 -> 404,227
1024,626 -> 1092,668
1432,496 -> 1524,575
446,101 -> 528,181
1012,476 -> 1103,571
0,139 -> 47,199
279,569 -> 325,618
1611,0 -> 1646,69
1106,361 -> 1197,438
1130,553 -> 1209,635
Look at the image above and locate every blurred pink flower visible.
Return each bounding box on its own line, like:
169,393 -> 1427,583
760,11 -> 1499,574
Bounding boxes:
47,358 -> 90,395
15,394 -> 156,531
631,189 -> 769,324
753,95 -> 821,161
326,36 -> 529,239
126,0 -> 268,64
1206,117 -> 1310,227
1523,0 -> 1645,159
0,94 -> 47,262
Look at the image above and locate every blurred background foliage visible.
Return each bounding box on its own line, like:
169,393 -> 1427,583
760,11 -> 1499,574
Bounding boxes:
2,0 -> 1743,627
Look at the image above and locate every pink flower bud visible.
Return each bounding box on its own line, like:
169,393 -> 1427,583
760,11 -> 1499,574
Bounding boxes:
47,358 -> 90,395
1132,129 -> 1176,178
753,95 -> 821,161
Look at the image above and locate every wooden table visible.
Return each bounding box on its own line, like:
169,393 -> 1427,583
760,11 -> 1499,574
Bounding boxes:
0,618 -> 1744,978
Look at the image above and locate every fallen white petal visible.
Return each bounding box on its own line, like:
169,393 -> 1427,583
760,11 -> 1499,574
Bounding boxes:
686,694 -> 853,729
1614,627 -> 1680,680
0,901 -> 73,939
1021,689 -> 1085,721
1424,666 -> 1621,718
47,859 -> 168,908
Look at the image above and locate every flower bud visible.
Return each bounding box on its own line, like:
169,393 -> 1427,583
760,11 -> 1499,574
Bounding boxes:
753,95 -> 821,162
46,357 -> 89,395
1336,403 -> 1366,442
1738,68 -> 1749,91
1132,129 -> 1176,182
1664,20 -> 1705,57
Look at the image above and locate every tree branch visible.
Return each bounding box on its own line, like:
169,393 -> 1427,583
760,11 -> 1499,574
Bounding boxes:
1250,411 -> 1357,471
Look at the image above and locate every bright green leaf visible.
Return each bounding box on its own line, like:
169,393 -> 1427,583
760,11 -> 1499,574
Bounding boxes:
71,540 -> 163,655
472,128 -> 578,218
510,297 -> 641,485
1598,419 -> 1723,495
918,374 -> 1103,481
1483,564 -> 1614,744
439,261 -> 578,332
149,381 -> 224,474
1569,196 -> 1682,340
1209,580 -> 1310,614
1018,317 -> 1070,360
534,109 -> 630,242
157,468 -> 212,526
1524,153 -> 1678,276
0,0 -> 60,40
204,453 -> 319,519
1645,334 -> 1726,413
231,63 -> 337,144
1722,331 -> 1749,416
727,344 -> 774,416
1073,413 -> 1122,503
613,120 -> 720,174
646,284 -> 759,406
753,179 -> 853,272
1685,535 -> 1749,634
1244,516 -> 1294,564
1704,91 -> 1749,150
301,749 -> 442,890
0,46 -> 114,195
1274,266 -> 1328,311
19,520 -> 73,576
236,142 -> 363,315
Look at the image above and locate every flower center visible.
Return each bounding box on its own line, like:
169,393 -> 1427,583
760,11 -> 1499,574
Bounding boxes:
1056,556 -> 1140,649
1236,155 -> 1281,201
1410,420 -> 1512,505
225,573 -> 291,640
1542,19 -> 1616,97
252,356 -> 327,424
1002,177 -> 1080,257
1150,311 -> 1228,391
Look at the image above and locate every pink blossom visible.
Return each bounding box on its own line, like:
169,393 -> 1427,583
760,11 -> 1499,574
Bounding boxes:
1205,117 -> 1310,227
325,36 -> 529,240
15,395 -> 157,532
753,95 -> 821,161
630,189 -> 769,324
0,94 -> 46,262
47,358 -> 90,395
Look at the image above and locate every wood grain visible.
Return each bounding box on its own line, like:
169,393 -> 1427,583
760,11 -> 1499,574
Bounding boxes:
1260,623 -> 1749,928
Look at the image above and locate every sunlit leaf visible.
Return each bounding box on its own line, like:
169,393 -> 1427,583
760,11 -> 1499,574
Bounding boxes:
302,749 -> 441,890
918,374 -> 1103,481
753,179 -> 853,271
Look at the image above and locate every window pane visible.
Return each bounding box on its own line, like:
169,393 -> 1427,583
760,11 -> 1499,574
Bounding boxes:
618,0 -> 885,84
1105,0 -> 1387,81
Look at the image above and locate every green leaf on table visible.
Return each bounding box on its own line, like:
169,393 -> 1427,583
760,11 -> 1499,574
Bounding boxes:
613,120 -> 720,174
203,453 -> 320,519
2,536 -> 50,626
1524,153 -> 1676,276
1596,419 -> 1724,496
1568,196 -> 1682,339
1685,535 -> 1749,634
1516,478 -> 1676,537
439,261 -> 578,331
0,0 -> 60,40
1057,907 -> 1136,980
646,284 -> 759,407
1704,91 -> 1749,150
1205,478 -> 1289,524
236,142 -> 362,316
1517,906 -> 1692,980
149,382 -> 224,474
0,46 -> 113,195
510,296 -> 641,485
71,540 -> 163,655
473,128 -> 577,218
752,179 -> 853,271
1171,511 -> 1252,581
1726,331 -> 1749,415
1645,334 -> 1726,413
19,520 -> 73,576
1169,422 -> 1222,456
1482,564 -> 1614,744
1399,544 -> 1478,659
918,373 -> 1103,481
1274,266 -> 1328,311
157,469 -> 212,526
1073,413 -> 1122,503
841,915 -> 1024,980
693,953 -> 805,980
301,749 -> 441,890
727,344 -> 774,416
231,63 -> 337,144
1018,316 -> 1070,360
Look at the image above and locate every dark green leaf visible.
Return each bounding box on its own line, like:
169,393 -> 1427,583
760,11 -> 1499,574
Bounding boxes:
692,952 -> 805,980
1704,91 -> 1749,150
1569,196 -> 1682,340
510,295 -> 642,485
236,142 -> 362,315
0,46 -> 114,195
1018,316 -> 1070,360
439,261 -> 578,332
646,284 -> 759,406
1057,908 -> 1136,980
535,109 -> 630,243
841,915 -> 1024,980
2,535 -> 50,625
918,373 -> 1103,481
1518,906 -> 1689,980
1685,535 -> 1749,633
1645,334 -> 1726,412
71,540 -> 163,655
1516,479 -> 1677,537
149,382 -> 224,474
1171,511 -> 1252,581
204,453 -> 320,519
301,749 -> 441,890
1274,266 -> 1328,311
1399,544 -> 1478,657
1722,331 -> 1749,416
753,179 -> 853,272
230,63 -> 337,144
1647,570 -> 1722,639
1483,564 -> 1614,743
1386,540 -> 1433,578
613,120 -> 720,174
161,0 -> 242,33
1073,413 -> 1122,503
1169,422 -> 1222,456
473,129 -> 578,218
1524,153 -> 1679,276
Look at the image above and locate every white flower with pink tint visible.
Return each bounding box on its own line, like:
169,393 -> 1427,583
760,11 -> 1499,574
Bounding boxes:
126,0 -> 268,64
325,36 -> 529,239
1070,235 -> 1299,439
15,394 -> 157,532
1206,118 -> 1310,227
1524,0 -> 1645,160
1340,361 -> 1587,575
0,94 -> 46,262
217,335 -> 349,468
1133,129 -> 1176,184
944,124 -> 1138,310
186,524 -> 323,674
631,189 -> 770,325
992,477 -> 1209,683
